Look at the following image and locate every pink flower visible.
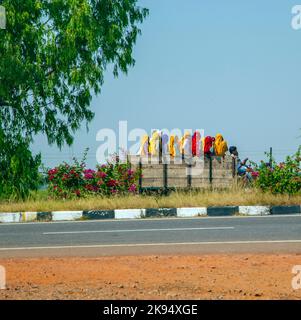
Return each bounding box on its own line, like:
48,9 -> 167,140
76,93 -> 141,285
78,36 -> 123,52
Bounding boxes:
85,184 -> 94,191
97,171 -> 107,179
62,174 -> 70,181
107,179 -> 118,187
84,169 -> 95,174
84,169 -> 95,180
128,184 -> 137,193
48,168 -> 58,175
127,169 -> 134,176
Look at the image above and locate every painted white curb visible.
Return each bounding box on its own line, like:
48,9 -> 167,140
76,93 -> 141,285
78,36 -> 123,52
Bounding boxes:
0,213 -> 21,223
0,205 -> 300,224
114,209 -> 143,219
22,212 -> 38,222
177,207 -> 207,217
52,211 -> 83,221
239,206 -> 270,216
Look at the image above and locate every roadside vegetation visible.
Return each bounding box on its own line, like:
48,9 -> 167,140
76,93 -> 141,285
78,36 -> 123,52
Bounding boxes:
0,188 -> 300,213
0,148 -> 300,213
253,147 -> 301,195
46,151 -> 141,199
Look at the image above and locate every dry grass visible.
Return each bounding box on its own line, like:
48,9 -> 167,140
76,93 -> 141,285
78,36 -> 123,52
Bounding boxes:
0,188 -> 300,212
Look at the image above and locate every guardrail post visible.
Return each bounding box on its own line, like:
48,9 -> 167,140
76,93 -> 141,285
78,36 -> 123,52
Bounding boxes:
163,163 -> 168,194
187,161 -> 192,189
139,160 -> 143,194
209,155 -> 213,185
159,136 -> 163,164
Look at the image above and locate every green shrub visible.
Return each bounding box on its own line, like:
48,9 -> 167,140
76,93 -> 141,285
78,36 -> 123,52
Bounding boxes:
254,148 -> 301,195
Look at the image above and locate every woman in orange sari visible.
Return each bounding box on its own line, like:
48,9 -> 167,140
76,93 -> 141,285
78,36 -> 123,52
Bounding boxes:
214,133 -> 228,157
169,135 -> 181,157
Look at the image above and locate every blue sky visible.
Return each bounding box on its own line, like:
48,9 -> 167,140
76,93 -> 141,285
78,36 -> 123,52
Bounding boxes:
32,0 -> 301,168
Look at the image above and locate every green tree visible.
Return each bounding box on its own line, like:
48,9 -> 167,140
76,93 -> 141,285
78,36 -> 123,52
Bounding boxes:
0,0 -> 148,146
0,0 -> 148,199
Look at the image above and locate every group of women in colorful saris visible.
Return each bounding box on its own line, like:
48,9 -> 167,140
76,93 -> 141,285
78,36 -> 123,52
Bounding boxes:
139,131 -> 228,158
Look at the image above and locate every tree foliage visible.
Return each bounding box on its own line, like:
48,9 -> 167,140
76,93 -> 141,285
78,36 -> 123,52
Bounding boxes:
0,0 -> 148,146
0,133 -> 42,199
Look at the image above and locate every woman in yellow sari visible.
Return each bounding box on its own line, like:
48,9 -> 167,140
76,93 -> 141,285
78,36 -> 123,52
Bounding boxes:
139,134 -> 149,156
180,132 -> 192,156
170,135 -> 181,157
169,135 -> 176,157
214,133 -> 228,156
149,130 -> 160,156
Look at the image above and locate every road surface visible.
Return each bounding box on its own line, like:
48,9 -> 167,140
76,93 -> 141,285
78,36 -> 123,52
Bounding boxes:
1,214 -> 301,257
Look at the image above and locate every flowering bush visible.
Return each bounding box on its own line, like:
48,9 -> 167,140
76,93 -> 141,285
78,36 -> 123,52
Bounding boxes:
254,148 -> 301,195
47,152 -> 141,199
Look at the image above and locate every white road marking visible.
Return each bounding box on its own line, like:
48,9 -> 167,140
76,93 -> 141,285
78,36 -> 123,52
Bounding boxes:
0,213 -> 300,226
42,226 -> 235,235
1,240 -> 301,251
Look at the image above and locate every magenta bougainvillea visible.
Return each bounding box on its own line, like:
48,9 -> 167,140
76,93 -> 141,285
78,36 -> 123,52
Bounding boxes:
47,154 -> 140,199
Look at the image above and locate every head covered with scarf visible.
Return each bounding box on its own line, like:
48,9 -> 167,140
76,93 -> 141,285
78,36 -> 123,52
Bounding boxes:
149,130 -> 160,156
139,134 -> 149,156
214,133 -> 228,156
203,136 -> 215,155
192,131 -> 201,157
161,133 -> 169,156
180,131 -> 192,156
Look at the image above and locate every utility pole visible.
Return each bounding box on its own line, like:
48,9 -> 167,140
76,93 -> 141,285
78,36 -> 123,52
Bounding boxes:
269,147 -> 273,168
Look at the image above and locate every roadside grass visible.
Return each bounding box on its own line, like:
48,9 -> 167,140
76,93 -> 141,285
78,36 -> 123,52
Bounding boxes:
0,187 -> 300,212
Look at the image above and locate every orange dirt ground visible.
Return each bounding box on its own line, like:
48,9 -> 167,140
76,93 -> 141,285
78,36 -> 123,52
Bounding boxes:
1,254 -> 301,300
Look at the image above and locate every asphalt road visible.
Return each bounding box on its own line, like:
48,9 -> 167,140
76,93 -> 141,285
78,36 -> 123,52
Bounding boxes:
1,215 -> 301,258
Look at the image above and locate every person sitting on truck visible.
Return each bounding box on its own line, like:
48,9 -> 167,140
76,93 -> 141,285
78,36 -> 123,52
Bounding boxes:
170,135 -> 181,157
139,134 -> 150,156
161,133 -> 169,156
214,133 -> 228,157
192,131 -> 201,157
203,136 -> 215,156
229,146 -> 253,181
180,132 -> 192,157
149,130 -> 160,156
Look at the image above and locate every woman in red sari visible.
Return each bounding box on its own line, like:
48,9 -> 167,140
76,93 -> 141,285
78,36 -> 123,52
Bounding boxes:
203,136 -> 215,156
192,131 -> 201,157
